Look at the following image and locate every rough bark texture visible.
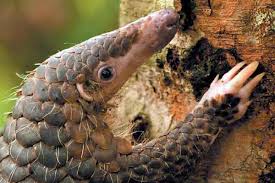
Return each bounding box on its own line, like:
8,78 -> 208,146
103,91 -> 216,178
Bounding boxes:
104,0 -> 274,182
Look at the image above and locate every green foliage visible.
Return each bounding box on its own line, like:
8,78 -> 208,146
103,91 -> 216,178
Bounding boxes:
0,0 -> 120,127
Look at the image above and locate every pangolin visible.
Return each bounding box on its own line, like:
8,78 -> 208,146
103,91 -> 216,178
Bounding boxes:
0,9 -> 264,183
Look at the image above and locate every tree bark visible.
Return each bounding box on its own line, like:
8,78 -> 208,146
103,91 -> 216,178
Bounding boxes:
105,0 -> 274,182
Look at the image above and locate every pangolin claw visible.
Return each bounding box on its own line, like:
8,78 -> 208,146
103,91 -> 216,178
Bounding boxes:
200,61 -> 264,122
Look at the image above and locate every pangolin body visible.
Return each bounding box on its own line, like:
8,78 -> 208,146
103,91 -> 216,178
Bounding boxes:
0,9 -> 264,183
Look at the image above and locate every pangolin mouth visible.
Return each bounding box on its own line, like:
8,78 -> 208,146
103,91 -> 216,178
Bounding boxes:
162,9 -> 180,30
166,22 -> 178,30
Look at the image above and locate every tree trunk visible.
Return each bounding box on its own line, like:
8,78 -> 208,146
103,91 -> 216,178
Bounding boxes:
105,0 -> 274,182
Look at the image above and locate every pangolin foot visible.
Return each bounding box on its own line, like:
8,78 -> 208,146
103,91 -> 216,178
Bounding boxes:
199,61 -> 264,123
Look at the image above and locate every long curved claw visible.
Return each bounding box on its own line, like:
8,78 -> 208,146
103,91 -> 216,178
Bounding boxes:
239,73 -> 265,100
221,61 -> 246,82
210,74 -> 219,87
234,100 -> 252,120
228,61 -> 259,90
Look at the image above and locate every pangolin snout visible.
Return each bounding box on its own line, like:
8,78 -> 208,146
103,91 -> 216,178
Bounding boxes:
160,8 -> 180,31
140,8 -> 179,52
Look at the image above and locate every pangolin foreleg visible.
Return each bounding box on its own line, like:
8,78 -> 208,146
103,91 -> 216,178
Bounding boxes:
113,62 -> 264,182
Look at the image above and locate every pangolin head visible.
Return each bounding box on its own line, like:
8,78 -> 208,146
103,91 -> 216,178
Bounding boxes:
76,9 -> 179,103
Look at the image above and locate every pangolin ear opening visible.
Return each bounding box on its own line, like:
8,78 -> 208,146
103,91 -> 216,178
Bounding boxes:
76,80 -> 101,102
77,82 -> 94,102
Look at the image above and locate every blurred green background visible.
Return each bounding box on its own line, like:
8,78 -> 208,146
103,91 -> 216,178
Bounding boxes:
0,0 -> 120,127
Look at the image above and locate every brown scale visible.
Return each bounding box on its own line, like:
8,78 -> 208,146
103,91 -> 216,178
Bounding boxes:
65,120 -> 93,144
66,140 -> 94,160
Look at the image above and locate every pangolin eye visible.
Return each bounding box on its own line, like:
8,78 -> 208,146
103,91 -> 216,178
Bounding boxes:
99,66 -> 115,81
